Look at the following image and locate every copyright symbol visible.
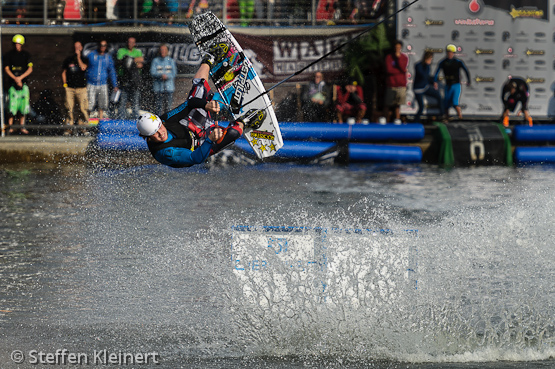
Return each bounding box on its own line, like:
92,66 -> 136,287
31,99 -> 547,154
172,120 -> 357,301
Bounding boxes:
11,350 -> 24,364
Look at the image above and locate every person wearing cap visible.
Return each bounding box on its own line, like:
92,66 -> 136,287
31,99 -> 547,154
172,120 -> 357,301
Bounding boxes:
433,44 -> 471,121
136,46 -> 264,168
2,34 -> 32,134
501,77 -> 533,127
385,40 -> 409,124
335,77 -> 367,123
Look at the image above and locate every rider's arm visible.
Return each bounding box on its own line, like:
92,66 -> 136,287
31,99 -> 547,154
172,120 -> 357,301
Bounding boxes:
154,138 -> 214,167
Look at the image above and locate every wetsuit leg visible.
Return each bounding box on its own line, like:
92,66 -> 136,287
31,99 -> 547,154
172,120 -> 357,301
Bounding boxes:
425,87 -> 444,115
451,83 -> 462,107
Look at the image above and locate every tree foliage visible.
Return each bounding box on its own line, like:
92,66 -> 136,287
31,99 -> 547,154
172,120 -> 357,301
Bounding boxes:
343,23 -> 391,85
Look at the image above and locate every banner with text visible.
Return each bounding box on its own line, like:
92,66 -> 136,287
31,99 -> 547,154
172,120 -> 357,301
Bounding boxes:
398,0 -> 555,118
234,30 -> 357,83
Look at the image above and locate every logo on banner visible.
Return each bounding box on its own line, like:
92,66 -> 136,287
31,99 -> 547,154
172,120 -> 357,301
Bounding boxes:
526,77 -> 545,84
509,7 -> 544,19
526,49 -> 545,56
468,0 -> 482,14
475,76 -> 495,83
475,48 -> 494,55
425,19 -> 443,26
425,48 -> 443,54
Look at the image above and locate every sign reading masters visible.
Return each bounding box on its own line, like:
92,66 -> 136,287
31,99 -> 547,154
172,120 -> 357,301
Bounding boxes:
398,0 -> 555,118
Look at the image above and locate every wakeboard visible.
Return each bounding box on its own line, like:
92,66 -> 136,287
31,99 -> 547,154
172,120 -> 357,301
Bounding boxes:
189,12 -> 283,159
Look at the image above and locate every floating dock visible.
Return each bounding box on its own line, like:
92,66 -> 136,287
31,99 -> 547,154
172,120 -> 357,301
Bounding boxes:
1,120 -> 555,166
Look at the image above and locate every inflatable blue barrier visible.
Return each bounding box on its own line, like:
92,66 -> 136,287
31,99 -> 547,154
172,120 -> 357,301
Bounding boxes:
97,120 -> 425,142
98,120 -> 137,135
235,139 -> 422,162
234,139 -> 337,159
349,143 -> 422,163
513,126 -> 555,142
96,134 -> 147,151
279,122 -> 425,142
95,120 -> 423,163
514,147 -> 555,163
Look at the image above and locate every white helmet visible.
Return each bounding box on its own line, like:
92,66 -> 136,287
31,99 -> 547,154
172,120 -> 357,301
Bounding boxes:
137,112 -> 162,136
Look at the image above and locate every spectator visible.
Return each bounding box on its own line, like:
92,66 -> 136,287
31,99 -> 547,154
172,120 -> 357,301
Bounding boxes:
301,71 -> 330,122
115,0 -> 134,19
433,44 -> 471,121
116,37 -> 144,119
501,77 -> 533,127
413,51 -> 443,120
239,0 -> 255,26
317,0 -> 336,23
165,0 -> 178,21
335,78 -> 367,123
150,44 -> 177,115
62,41 -> 89,135
385,40 -> 408,124
3,34 -> 32,135
187,0 -> 209,18
86,39 -> 118,120
141,0 -> 170,19
2,0 -> 27,22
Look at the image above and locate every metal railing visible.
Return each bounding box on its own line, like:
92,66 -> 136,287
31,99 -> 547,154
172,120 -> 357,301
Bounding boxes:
1,0 -> 385,26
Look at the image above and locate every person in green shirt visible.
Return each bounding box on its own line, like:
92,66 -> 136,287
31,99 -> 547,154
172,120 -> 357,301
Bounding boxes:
116,37 -> 144,119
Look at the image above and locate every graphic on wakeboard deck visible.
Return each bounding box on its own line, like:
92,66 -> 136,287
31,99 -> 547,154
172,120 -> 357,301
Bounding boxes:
190,12 -> 283,159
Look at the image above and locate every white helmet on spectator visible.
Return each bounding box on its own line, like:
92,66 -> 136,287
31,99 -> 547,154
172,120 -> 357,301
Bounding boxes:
137,113 -> 162,137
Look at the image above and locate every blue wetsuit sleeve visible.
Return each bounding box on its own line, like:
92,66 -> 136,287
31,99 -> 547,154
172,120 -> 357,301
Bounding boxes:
461,61 -> 471,84
154,138 -> 214,167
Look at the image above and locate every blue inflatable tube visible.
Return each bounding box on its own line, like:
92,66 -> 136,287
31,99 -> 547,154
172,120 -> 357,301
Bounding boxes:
96,134 -> 147,151
515,147 -> 555,163
513,126 -> 555,142
98,120 -> 137,135
235,139 -> 337,159
235,139 -> 422,162
98,120 -> 425,142
279,122 -> 425,142
349,143 -> 422,163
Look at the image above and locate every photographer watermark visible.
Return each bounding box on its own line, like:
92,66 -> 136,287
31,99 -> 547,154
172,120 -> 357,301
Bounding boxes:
11,349 -> 160,365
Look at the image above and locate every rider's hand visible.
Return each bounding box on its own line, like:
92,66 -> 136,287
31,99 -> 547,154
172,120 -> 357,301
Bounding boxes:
205,100 -> 220,114
208,127 -> 224,142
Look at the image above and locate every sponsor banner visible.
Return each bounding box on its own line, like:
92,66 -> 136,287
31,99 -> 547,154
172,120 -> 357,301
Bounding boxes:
399,0 -> 554,118
1,28 -> 359,99
234,31 -> 358,83
73,31 -> 199,75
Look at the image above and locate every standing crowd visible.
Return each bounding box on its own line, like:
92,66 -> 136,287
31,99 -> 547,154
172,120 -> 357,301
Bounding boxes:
299,40 -> 532,126
2,34 -> 177,135
3,35 -> 534,134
